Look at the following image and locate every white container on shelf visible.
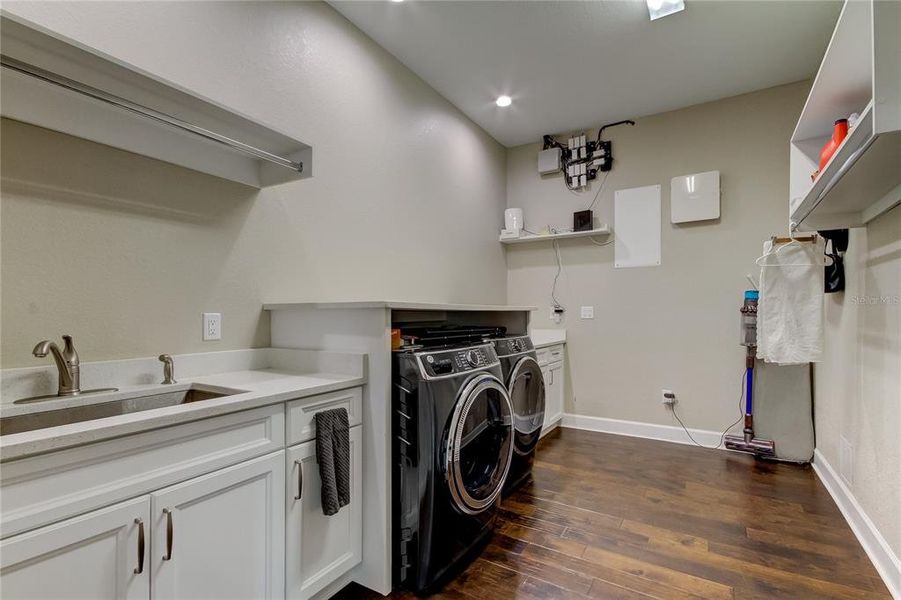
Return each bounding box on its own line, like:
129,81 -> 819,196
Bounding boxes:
504,208 -> 524,233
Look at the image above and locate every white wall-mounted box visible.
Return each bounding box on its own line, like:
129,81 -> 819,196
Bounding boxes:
671,170 -> 720,224
538,147 -> 561,174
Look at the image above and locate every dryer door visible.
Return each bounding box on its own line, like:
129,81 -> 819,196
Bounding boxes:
445,374 -> 514,515
508,356 -> 545,456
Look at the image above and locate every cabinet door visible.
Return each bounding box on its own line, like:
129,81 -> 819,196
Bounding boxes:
0,496 -> 150,600
543,361 -> 565,428
286,426 -> 362,600
150,451 -> 285,600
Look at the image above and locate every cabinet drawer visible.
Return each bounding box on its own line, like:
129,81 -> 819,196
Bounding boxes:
1,404 -> 284,539
537,344 -> 565,366
286,387 -> 362,446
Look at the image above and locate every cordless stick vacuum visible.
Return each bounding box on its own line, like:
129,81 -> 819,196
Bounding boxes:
725,290 -> 776,457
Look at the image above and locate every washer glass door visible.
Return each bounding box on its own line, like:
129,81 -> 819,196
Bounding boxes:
446,375 -> 514,514
508,356 -> 546,455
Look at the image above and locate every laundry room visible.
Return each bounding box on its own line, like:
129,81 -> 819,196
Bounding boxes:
0,1 -> 899,599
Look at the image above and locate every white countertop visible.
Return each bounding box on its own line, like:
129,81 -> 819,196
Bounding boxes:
263,300 -> 537,312
530,328 -> 567,348
1,349 -> 366,461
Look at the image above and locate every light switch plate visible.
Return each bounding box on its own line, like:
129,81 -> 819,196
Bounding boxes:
203,312 -> 221,341
580,306 -> 594,319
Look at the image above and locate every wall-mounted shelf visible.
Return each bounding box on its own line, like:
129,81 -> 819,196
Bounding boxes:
0,14 -> 312,188
500,225 -> 611,245
788,0 -> 900,230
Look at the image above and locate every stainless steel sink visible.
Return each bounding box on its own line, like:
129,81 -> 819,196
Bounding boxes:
0,386 -> 243,436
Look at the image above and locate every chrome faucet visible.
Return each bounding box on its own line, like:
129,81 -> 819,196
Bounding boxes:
159,354 -> 176,384
32,335 -> 80,396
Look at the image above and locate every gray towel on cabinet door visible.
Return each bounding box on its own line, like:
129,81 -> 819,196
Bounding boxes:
315,408 -> 350,516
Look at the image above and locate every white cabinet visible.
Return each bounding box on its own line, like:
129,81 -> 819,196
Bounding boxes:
543,361 -> 564,430
538,344 -> 565,434
151,451 -> 285,600
0,496 -> 150,600
286,426 -> 363,600
0,386 -> 365,600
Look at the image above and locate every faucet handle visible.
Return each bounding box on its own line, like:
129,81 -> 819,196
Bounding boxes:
61,335 -> 79,365
159,354 -> 176,385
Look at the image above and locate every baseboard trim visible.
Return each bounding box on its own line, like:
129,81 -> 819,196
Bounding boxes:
812,449 -> 901,600
561,413 -> 724,448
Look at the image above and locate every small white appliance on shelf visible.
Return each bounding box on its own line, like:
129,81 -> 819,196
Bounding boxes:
504,208 -> 524,233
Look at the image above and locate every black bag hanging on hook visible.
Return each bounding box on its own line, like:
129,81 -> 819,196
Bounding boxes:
820,229 -> 849,294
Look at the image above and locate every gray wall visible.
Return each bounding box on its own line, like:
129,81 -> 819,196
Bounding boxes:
0,1 -> 508,367
505,81 -> 810,432
816,205 -> 901,563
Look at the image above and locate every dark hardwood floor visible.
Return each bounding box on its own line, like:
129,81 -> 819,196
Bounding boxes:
339,428 -> 891,599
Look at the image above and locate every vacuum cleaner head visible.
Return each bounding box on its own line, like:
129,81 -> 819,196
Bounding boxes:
724,434 -> 776,457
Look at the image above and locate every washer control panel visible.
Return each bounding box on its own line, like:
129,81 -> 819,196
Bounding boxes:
418,345 -> 497,378
490,335 -> 534,357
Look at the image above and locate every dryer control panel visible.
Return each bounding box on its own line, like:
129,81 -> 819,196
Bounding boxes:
416,344 -> 498,378
490,335 -> 535,357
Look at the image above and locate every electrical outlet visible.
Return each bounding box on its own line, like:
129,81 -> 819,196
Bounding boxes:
580,306 -> 594,319
840,435 -> 853,485
661,389 -> 675,405
550,306 -> 564,324
202,312 -> 221,341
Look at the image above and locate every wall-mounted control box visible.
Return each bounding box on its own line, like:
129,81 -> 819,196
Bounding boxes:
671,170 -> 721,223
538,147 -> 562,174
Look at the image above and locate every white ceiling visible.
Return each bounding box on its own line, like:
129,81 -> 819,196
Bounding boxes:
330,0 -> 841,147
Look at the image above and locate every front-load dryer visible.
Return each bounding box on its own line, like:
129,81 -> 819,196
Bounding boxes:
392,343 -> 514,594
488,335 -> 545,495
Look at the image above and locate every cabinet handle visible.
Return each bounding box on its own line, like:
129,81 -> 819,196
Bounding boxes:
162,508 -> 174,561
549,370 -> 554,385
294,460 -> 304,500
133,518 -> 145,574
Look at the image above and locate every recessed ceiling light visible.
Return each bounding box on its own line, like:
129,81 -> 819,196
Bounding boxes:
496,95 -> 512,108
390,0 -> 404,3
647,0 -> 684,20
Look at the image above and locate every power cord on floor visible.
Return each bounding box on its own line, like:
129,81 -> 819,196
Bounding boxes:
670,369 -> 746,450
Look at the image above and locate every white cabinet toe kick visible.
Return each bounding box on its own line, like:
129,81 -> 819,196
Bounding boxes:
0,386 -> 364,600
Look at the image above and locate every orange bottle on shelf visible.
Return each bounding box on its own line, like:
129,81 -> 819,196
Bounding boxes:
818,118 -> 849,172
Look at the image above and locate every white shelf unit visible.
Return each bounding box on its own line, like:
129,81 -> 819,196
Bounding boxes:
789,0 -> 900,231
0,14 -> 312,189
500,225 -> 611,245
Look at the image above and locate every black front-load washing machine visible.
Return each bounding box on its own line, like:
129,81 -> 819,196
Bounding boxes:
392,343 -> 514,594
488,335 -> 545,495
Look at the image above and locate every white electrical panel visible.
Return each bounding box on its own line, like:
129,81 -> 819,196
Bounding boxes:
671,170 -> 720,224
538,147 -> 561,174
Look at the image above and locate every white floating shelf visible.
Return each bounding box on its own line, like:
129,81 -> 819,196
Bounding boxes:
788,0 -> 901,230
0,14 -> 312,189
500,225 -> 611,245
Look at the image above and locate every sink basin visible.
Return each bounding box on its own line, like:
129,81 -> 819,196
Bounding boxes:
0,385 -> 244,436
